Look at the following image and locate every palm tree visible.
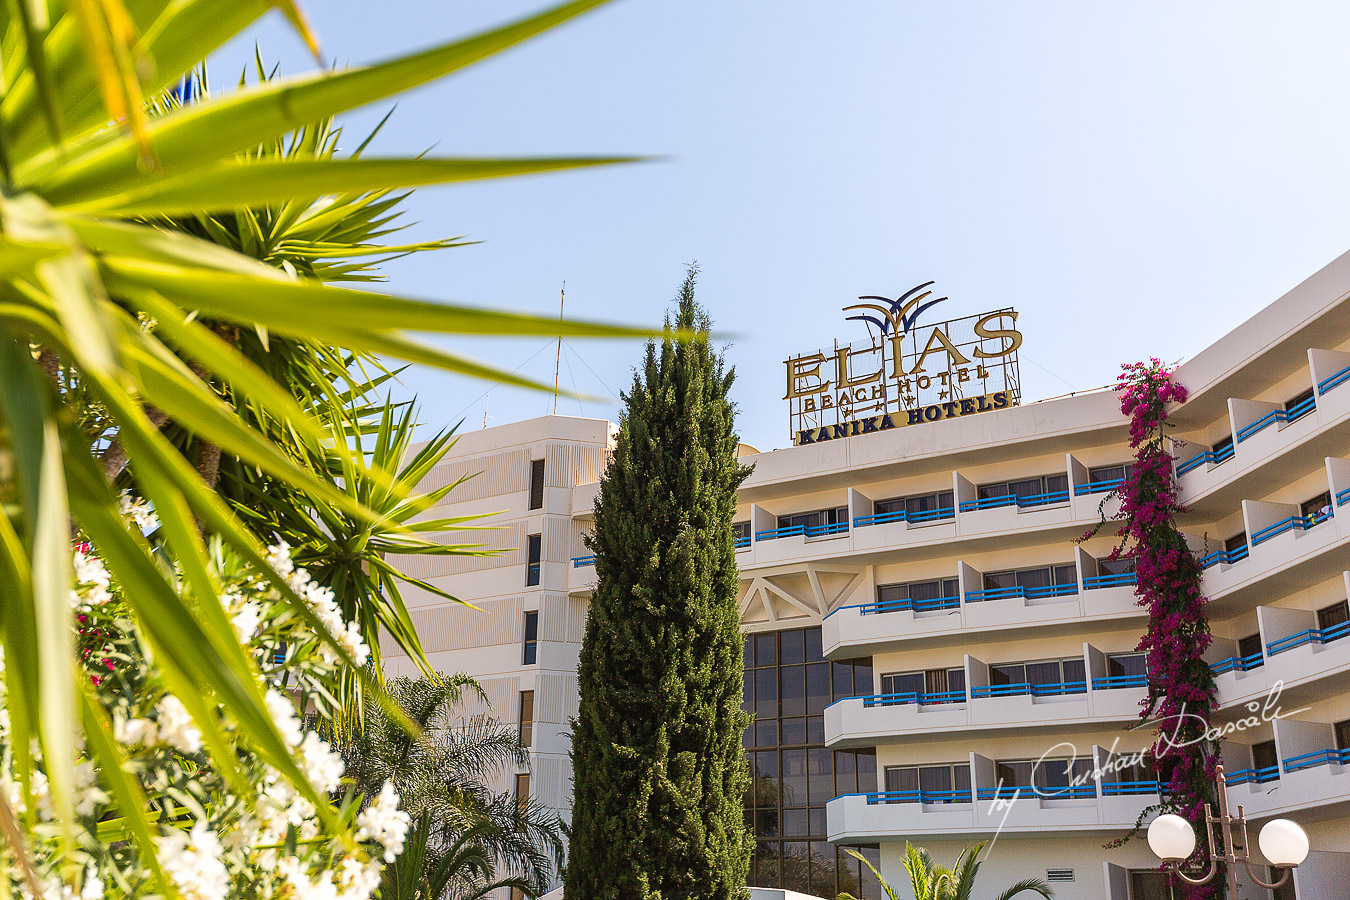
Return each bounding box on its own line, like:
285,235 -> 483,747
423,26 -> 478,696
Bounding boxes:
839,842 -> 1054,900
0,0 -> 645,880
333,674 -> 566,899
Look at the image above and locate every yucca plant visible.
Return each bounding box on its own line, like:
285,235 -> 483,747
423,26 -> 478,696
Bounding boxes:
840,842 -> 1055,900
0,0 -> 638,889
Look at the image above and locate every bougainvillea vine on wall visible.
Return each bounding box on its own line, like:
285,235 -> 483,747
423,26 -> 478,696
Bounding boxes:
1088,359 -> 1222,899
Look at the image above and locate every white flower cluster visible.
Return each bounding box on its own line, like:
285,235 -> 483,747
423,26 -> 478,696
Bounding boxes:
356,782 -> 412,863
113,692 -> 203,755
267,542 -> 370,667
118,491 -> 160,534
278,853 -> 382,900
71,549 -> 112,607
157,823 -> 230,900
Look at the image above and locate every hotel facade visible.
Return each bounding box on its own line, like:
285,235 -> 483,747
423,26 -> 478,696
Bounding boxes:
386,251 -> 1350,899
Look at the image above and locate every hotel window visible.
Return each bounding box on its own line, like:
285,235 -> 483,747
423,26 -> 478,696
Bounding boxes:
1224,532 -> 1248,554
884,763 -> 970,803
1335,719 -> 1350,751
1317,599 -> 1349,633
1252,740 -> 1278,775
991,657 -> 1086,691
514,772 -> 530,815
1212,434 -> 1234,461
733,521 -> 751,542
522,611 -> 538,665
526,533 -> 541,586
1097,555 -> 1136,577
982,564 -> 1076,592
1106,652 -> 1147,678
976,473 -> 1067,502
875,577 -> 959,608
874,489 -> 954,518
881,667 -> 965,702
1301,491 -> 1332,522
741,627 -> 881,897
518,690 -> 534,747
1087,463 -> 1133,485
1284,386 -> 1315,419
1238,632 -> 1263,660
1129,870 -> 1172,899
528,458 -> 546,510
777,506 -> 848,531
995,756 -> 1091,794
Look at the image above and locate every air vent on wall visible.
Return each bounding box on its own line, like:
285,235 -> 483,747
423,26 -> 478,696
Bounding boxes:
1046,869 -> 1075,883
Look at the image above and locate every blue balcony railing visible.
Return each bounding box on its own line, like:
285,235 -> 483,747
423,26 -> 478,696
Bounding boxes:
1319,364 -> 1350,395
1092,674 -> 1147,690
1339,487 -> 1350,508
734,535 -> 751,550
1209,652 -> 1264,675
572,555 -> 596,567
1102,781 -> 1161,797
960,490 -> 1070,513
1284,748 -> 1350,773
1074,477 -> 1125,495
1237,397 -> 1318,444
976,784 -> 1096,801
853,509 -> 908,527
1251,510 -> 1332,546
1199,544 -> 1248,569
856,595 -> 961,616
1176,443 -> 1235,477
908,506 -> 956,524
965,582 -> 1078,603
971,680 -> 1087,699
1267,618 -> 1350,656
1083,572 -> 1137,590
1225,765 -> 1280,786
755,520 -> 849,541
860,689 -> 967,708
860,789 -> 973,805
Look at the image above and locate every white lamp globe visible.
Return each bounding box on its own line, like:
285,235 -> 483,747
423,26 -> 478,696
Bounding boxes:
1147,814 -> 1197,861
1258,819 -> 1310,867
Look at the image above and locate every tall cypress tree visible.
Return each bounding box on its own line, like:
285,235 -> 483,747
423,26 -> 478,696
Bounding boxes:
566,267 -> 752,900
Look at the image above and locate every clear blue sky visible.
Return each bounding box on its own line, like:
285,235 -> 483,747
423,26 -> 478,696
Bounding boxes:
217,1 -> 1350,451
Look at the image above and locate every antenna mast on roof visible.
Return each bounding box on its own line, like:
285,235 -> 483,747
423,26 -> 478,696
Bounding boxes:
552,282 -> 565,415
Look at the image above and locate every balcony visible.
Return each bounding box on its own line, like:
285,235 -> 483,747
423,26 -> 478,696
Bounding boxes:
1211,614 -> 1350,709
1084,572 -> 1137,590
853,507 -> 955,528
826,782 -> 1153,841
965,582 -> 1079,604
1235,396 -> 1317,445
823,582 -> 1142,657
754,521 -> 850,542
1176,443 -> 1235,478
959,490 -> 1070,513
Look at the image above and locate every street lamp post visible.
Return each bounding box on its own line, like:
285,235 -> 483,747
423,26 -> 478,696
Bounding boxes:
1146,761 -> 1310,895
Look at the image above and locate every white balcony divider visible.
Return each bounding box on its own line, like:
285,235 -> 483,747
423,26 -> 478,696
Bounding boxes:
750,503 -> 776,540
1329,456 -> 1350,509
1256,605 -> 1317,655
1228,397 -> 1281,447
846,487 -> 871,525
953,470 -> 977,513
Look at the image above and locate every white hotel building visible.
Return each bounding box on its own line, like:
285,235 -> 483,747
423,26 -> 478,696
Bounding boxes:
387,251 -> 1350,900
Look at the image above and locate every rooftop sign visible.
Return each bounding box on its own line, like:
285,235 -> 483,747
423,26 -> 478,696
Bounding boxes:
785,282 -> 1022,445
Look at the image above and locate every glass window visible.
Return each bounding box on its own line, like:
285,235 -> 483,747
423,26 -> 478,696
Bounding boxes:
1224,532 -> 1247,553
991,657 -> 1083,688
982,564 -> 1075,592
518,690 -> 534,747
805,664 -> 830,715
1099,555 -> 1137,576
1130,869 -> 1172,899
528,458 -> 545,510
1285,387 -> 1315,412
1317,599 -> 1349,631
977,473 -> 1067,500
1336,719 -> 1350,751
1238,632 -> 1263,659
526,533 -> 541,586
1252,740 -> 1278,771
1213,434 -> 1234,457
778,506 -> 848,530
733,521 -> 751,542
875,490 -> 954,516
755,669 -> 778,719
755,633 -> 777,667
514,772 -> 530,814
780,630 -> 805,665
1106,653 -> 1146,678
522,611 -> 538,665
781,749 -> 807,808
1301,492 -> 1332,520
1087,463 -> 1132,484
780,665 -> 806,718
807,747 -> 832,806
